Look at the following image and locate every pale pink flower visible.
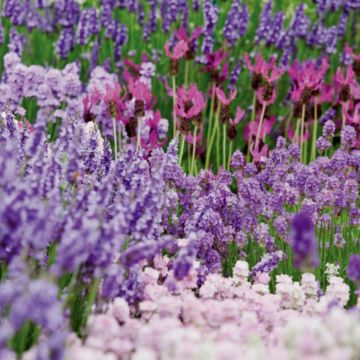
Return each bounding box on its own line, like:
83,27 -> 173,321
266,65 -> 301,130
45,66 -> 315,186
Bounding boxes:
215,87 -> 237,106
175,84 -> 206,119
229,107 -> 245,127
185,125 -> 203,145
256,85 -> 277,105
244,114 -> 275,142
175,27 -> 202,44
128,79 -> 152,105
250,142 -> 268,163
288,58 -> 329,103
164,40 -> 189,61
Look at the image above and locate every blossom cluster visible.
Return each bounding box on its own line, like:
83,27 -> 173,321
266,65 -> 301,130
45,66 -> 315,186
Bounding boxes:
0,1 -> 359,359
13,258 -> 360,360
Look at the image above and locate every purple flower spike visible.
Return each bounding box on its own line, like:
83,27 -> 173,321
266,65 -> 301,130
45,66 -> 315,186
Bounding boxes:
290,212 -> 318,269
347,254 -> 360,283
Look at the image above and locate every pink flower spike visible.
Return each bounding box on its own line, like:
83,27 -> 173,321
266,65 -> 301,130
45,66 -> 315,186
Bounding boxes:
185,125 -> 203,145
129,80 -> 152,105
229,107 -> 245,126
246,114 -> 274,141
99,82 -> 125,121
334,66 -> 355,88
288,123 -> 310,144
175,27 -> 203,43
316,84 -> 334,104
288,58 -> 329,103
175,84 -> 205,119
189,27 -> 203,42
164,79 -> 174,97
215,87 -> 237,106
256,86 -> 276,106
345,43 -> 353,57
250,142 -> 268,163
344,103 -> 360,126
147,110 -> 162,127
164,40 -> 189,61
204,49 -> 228,73
263,66 -> 284,84
244,53 -> 265,74
124,58 -> 141,74
262,116 -> 276,136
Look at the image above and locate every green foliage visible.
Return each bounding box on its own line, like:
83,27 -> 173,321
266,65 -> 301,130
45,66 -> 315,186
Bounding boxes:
9,321 -> 41,358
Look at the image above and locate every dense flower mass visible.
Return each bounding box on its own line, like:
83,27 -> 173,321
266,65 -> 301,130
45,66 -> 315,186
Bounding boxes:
0,1 -> 359,359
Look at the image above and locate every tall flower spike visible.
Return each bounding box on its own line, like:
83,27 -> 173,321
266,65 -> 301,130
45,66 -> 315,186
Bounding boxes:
333,65 -> 359,103
164,39 -> 188,76
290,212 -> 319,269
347,254 -> 360,283
215,87 -> 236,125
288,58 -> 329,104
175,83 -> 205,131
164,39 -> 189,61
175,26 -> 202,59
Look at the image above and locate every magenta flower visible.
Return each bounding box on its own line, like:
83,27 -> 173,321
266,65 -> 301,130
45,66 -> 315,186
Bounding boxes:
250,142 -> 268,163
128,79 -> 153,118
288,123 -> 310,144
245,114 -> 275,142
128,80 -> 152,105
82,94 -> 97,123
164,40 -> 189,61
215,87 -> 237,106
185,125 -> 203,145
203,49 -> 229,85
141,110 -> 167,151
315,83 -> 334,104
262,64 -> 283,84
205,49 -> 228,72
344,103 -> 360,126
175,27 -> 202,43
256,86 -> 276,106
288,58 -> 328,104
227,107 -> 245,140
229,107 -> 245,127
345,44 -> 360,76
333,65 -> 360,103
95,82 -> 125,121
244,52 -> 271,76
124,58 -> 141,75
245,53 -> 283,105
175,84 -> 206,119
244,53 -> 282,91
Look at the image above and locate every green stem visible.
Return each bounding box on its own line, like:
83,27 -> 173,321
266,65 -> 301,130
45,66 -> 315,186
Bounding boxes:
295,117 -> 300,145
112,117 -> 118,160
208,85 -> 215,136
179,134 -> 185,166
342,111 -> 346,130
185,60 -> 190,89
246,92 -> 257,162
311,100 -> 318,162
136,116 -> 141,152
172,76 -> 177,138
228,141 -> 233,170
223,123 -> 227,169
254,103 -> 266,151
118,122 -> 122,155
205,103 -> 221,169
190,126 -> 197,175
300,104 -> 306,163
216,115 -> 221,170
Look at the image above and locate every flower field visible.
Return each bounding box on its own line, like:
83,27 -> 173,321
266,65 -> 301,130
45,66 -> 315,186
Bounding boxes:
0,1 -> 359,359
